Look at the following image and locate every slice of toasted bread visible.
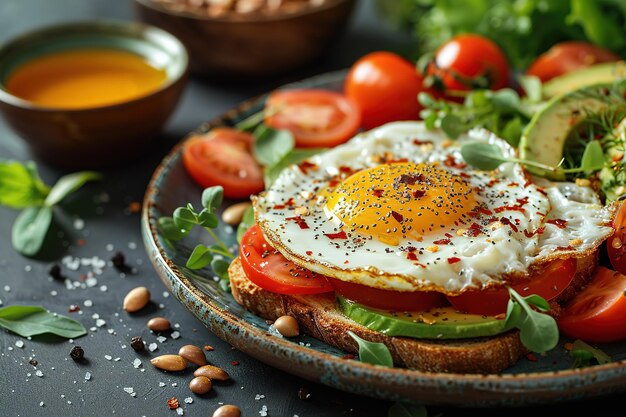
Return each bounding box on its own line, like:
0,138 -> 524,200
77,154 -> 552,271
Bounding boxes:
228,252 -> 597,374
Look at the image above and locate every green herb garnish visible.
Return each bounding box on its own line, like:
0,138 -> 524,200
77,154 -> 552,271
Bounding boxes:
569,339 -> 612,368
347,330 -> 393,368
504,288 -> 558,354
0,305 -> 87,339
0,160 -> 101,256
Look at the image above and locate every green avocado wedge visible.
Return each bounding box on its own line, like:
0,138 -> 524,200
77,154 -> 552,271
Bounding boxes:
542,61 -> 626,100
338,297 -> 513,340
519,82 -> 626,180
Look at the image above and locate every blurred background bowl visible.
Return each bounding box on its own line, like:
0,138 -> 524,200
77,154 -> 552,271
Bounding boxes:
0,20 -> 188,170
133,0 -> 356,79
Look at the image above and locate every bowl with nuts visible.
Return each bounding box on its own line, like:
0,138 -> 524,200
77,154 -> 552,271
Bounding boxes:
133,0 -> 356,79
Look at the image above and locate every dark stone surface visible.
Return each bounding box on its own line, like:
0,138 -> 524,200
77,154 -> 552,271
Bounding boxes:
0,1 -> 621,416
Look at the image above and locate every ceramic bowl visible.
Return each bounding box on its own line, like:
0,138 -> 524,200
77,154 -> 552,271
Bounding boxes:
133,0 -> 356,79
0,20 -> 188,170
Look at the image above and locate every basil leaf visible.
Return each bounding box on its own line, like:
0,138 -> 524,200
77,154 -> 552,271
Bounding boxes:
0,160 -> 49,209
264,148 -> 324,188
186,244 -> 213,270
253,124 -> 295,167
507,288 -> 558,354
236,205 -> 255,243
158,216 -> 189,241
0,305 -> 86,338
460,142 -> 509,171
201,186 -> 223,213
387,402 -> 428,417
347,330 -> 393,368
11,206 -> 53,256
45,171 -> 101,207
580,140 -> 605,171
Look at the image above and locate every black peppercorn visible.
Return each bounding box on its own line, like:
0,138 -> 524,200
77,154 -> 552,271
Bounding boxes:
111,251 -> 125,268
49,263 -> 64,280
130,336 -> 144,352
70,345 -> 84,361
29,359 -> 38,366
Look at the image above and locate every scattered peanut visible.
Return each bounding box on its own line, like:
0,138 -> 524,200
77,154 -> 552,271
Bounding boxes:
178,344 -> 207,366
274,315 -> 299,337
193,364 -> 230,381
189,376 -> 212,395
212,404 -> 241,417
221,201 -> 251,225
147,316 -> 171,332
123,286 -> 150,312
150,354 -> 188,372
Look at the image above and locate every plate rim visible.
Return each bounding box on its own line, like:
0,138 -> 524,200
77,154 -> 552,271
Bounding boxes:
141,69 -> 626,407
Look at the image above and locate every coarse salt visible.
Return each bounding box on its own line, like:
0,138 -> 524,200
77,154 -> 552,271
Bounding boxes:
148,343 -> 158,352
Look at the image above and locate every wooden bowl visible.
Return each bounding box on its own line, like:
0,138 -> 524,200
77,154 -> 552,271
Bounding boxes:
0,20 -> 188,170
133,0 -> 356,79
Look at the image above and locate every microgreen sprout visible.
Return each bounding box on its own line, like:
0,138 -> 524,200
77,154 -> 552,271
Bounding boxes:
504,288 -> 558,354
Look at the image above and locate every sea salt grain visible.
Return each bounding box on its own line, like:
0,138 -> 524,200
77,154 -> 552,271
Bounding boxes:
176,407 -> 184,416
104,355 -> 112,361
84,300 -> 93,307
96,319 -> 106,327
184,397 -> 193,404
35,370 -> 43,377
84,372 -> 91,381
133,359 -> 142,369
157,336 -> 167,343
148,343 -> 158,352
15,341 -> 24,348
171,331 -> 181,340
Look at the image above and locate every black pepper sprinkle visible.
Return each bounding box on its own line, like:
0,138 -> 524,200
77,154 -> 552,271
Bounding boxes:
29,359 -> 38,366
48,263 -> 64,281
111,251 -> 126,269
130,336 -> 144,352
69,346 -> 84,361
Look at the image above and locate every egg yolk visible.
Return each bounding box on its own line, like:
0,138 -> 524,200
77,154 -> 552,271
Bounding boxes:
325,162 -> 478,244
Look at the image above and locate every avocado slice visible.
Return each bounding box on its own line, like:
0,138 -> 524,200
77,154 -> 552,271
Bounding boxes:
338,297 -> 513,340
542,61 -> 626,99
519,83 -> 626,180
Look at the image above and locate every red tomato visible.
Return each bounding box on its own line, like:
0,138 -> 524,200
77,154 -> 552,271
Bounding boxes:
427,34 -> 510,95
527,41 -> 620,83
558,267 -> 626,343
264,89 -> 360,148
604,201 -> 626,275
329,278 -> 448,312
447,258 -> 577,316
239,225 -> 333,295
182,128 -> 264,199
344,51 -> 429,130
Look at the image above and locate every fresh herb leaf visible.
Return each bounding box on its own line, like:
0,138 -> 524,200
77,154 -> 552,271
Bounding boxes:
253,124 -> 295,167
518,75 -> 542,103
460,142 -> 509,170
0,160 -> 49,209
580,140 -> 605,172
388,402 -> 428,417
173,206 -> 198,231
569,339 -> 611,368
237,205 -> 255,243
158,216 -> 189,241
347,330 -> 393,368
197,209 -> 219,229
439,113 -> 465,139
11,206 -> 53,256
264,148 -> 324,188
505,288 -> 559,354
44,171 -> 101,207
186,244 -> 213,270
211,258 -> 231,292
201,186 -> 223,214
0,305 -> 86,338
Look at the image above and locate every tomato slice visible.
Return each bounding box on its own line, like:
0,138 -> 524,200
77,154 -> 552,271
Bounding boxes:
607,201 -> 626,274
328,278 -> 448,312
182,128 -> 264,199
447,258 -> 577,316
558,267 -> 626,343
264,89 -> 361,148
239,225 -> 333,295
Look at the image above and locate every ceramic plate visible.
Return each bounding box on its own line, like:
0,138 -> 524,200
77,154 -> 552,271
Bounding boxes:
141,70 -> 626,407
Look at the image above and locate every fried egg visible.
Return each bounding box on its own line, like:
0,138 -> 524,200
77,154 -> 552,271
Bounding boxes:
253,122 -> 615,294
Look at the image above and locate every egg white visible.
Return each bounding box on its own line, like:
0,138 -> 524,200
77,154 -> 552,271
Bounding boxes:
253,122 -> 615,294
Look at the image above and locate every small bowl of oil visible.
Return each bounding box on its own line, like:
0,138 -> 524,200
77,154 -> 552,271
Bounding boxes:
0,20 -> 188,169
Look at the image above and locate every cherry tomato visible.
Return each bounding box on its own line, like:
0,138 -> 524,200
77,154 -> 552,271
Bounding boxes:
264,89 -> 360,148
427,34 -> 510,96
447,258 -> 577,316
607,201 -> 626,275
558,267 -> 626,343
527,41 -> 620,83
239,225 -> 333,295
344,51 -> 429,130
182,128 -> 264,199
328,278 -> 448,312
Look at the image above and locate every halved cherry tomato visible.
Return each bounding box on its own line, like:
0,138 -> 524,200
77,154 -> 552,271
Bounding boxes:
527,41 -> 620,83
264,89 -> 360,148
447,258 -> 577,316
606,201 -> 626,274
427,34 -> 510,96
182,128 -> 264,199
344,51 -> 430,130
558,267 -> 626,343
328,278 -> 448,312
239,225 -> 333,295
